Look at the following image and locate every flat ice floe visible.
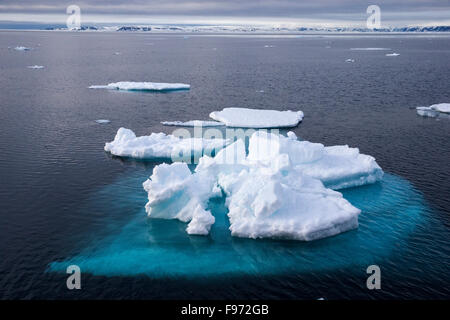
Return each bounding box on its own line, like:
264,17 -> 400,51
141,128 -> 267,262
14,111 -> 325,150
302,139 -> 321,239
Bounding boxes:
345,59 -> 355,63
27,65 -> 44,69
14,46 -> 31,51
386,53 -> 400,56
105,128 -> 229,160
350,47 -> 391,51
416,103 -> 450,118
95,119 -> 111,124
143,131 -> 383,240
209,108 -> 304,128
89,81 -> 190,92
161,120 -> 224,127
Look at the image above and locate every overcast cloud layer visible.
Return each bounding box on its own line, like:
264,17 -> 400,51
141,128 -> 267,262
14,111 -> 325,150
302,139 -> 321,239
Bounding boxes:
0,0 -> 449,27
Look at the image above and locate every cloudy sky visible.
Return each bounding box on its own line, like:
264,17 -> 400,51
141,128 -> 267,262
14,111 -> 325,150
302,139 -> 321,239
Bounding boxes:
0,0 -> 449,27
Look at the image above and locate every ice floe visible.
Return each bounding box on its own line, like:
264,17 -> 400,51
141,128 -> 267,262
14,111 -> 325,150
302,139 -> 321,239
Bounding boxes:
416,103 -> 450,118
350,47 -> 391,51
95,119 -> 111,124
143,131 -> 383,240
209,108 -> 304,128
14,46 -> 31,51
345,59 -> 355,63
89,81 -> 190,92
27,65 -> 44,69
161,120 -> 224,127
386,53 -> 400,56
105,128 -> 229,160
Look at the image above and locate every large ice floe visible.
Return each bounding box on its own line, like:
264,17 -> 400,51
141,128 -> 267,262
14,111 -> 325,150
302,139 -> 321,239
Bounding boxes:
416,103 -> 450,118
142,131 -> 383,240
105,128 -> 229,160
89,81 -> 190,92
209,108 -> 304,128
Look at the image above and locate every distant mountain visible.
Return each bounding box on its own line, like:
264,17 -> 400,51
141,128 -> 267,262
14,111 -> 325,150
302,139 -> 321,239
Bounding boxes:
41,25 -> 450,33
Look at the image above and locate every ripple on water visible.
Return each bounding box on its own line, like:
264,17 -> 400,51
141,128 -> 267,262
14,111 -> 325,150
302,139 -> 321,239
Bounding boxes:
50,172 -> 428,277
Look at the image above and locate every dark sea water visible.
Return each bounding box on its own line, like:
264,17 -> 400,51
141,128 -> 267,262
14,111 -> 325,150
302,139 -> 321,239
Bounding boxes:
0,31 -> 449,299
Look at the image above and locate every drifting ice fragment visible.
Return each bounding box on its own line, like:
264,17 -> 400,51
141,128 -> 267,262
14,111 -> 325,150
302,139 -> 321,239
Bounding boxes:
95,119 -> 111,124
350,48 -> 391,51
386,53 -> 400,56
14,46 -> 31,51
104,128 -> 229,160
27,65 -> 44,69
209,108 -> 304,128
161,120 -> 224,127
416,103 -> 450,118
89,81 -> 190,92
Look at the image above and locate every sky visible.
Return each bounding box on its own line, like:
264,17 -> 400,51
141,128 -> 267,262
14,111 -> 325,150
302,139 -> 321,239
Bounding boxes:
0,0 -> 449,27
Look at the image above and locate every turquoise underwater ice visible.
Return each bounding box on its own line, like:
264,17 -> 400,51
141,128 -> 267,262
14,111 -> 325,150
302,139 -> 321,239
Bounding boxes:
50,168 -> 428,278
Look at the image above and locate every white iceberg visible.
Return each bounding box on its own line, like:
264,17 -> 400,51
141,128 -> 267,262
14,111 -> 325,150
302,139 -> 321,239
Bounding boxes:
27,65 -> 44,69
105,128 -> 229,160
161,120 -> 224,127
143,131 -> 383,241
209,108 -> 304,128
416,103 -> 450,117
89,81 -> 190,92
345,59 -> 355,63
385,53 -> 400,56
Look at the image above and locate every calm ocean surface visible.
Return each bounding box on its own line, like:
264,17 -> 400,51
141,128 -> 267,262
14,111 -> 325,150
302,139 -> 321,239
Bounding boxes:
0,31 -> 449,299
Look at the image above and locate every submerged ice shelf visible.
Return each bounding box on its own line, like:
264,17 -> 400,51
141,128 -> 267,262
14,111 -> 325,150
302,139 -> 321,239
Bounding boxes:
105,128 -> 229,160
49,170 -> 429,278
89,81 -> 190,92
143,131 -> 383,240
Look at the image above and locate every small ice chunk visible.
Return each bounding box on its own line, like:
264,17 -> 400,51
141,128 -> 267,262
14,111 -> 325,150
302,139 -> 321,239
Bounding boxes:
89,81 -> 190,92
161,120 -> 224,127
287,131 -> 297,140
350,48 -> 391,51
104,128 -> 229,160
27,65 -> 44,69
345,59 -> 355,63
95,119 -> 111,124
209,108 -> 304,128
14,46 -> 31,51
385,53 -> 400,56
264,45 -> 275,48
